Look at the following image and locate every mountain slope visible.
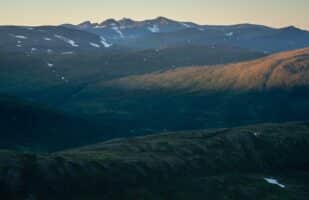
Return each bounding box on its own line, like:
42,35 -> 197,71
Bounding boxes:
63,48 -> 309,135
0,44 -> 264,103
106,48 -> 309,92
0,95 -> 106,152
0,122 -> 309,199
0,26 -> 124,54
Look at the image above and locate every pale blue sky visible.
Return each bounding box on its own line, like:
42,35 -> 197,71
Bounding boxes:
1,0 -> 308,29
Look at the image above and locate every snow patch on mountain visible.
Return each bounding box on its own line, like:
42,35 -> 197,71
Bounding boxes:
61,51 -> 74,55
264,178 -> 285,188
47,49 -> 53,54
100,37 -> 113,48
54,34 -> 79,47
253,132 -> 261,137
11,34 -> 28,39
89,42 -> 100,48
111,27 -> 124,38
195,27 -> 204,31
94,25 -> 106,29
109,22 -> 118,27
119,25 -> 128,30
148,25 -> 160,33
225,32 -> 234,37
181,23 -> 192,28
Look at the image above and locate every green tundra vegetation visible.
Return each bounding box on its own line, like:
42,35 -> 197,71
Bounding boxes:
0,122 -> 309,199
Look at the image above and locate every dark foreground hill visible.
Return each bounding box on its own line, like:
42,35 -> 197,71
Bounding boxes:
0,122 -> 309,200
0,96 -> 106,152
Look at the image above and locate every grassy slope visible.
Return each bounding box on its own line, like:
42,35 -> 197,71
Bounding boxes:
63,48 -> 309,136
105,48 -> 309,91
0,122 -> 308,199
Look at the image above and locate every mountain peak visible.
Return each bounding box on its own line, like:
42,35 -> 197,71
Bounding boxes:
118,18 -> 136,26
153,16 -> 174,24
281,25 -> 300,31
119,17 -> 134,22
78,20 -> 93,28
100,18 -> 119,26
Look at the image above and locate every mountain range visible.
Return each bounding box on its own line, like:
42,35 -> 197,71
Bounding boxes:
64,17 -> 309,52
1,17 -> 309,199
1,17 -> 309,55
0,18 -> 309,151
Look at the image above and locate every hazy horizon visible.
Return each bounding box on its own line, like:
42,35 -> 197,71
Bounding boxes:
0,0 -> 308,30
